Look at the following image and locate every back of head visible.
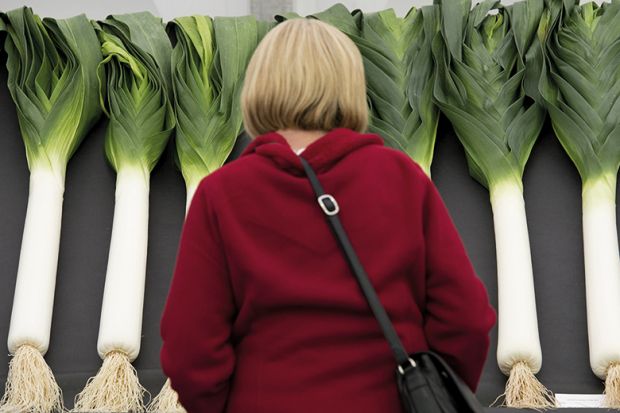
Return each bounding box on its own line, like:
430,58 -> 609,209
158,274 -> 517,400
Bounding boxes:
241,18 -> 368,138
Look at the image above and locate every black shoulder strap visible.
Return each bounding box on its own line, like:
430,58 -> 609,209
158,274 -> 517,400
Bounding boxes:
299,156 -> 414,371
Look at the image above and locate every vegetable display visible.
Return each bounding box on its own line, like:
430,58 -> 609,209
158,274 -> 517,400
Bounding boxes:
71,12 -> 174,413
432,0 -> 554,408
1,0 -> 620,410
0,7 -> 102,413
539,0 -> 620,407
147,14 -> 268,412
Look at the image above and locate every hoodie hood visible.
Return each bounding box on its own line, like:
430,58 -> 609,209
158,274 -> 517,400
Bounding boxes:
240,128 -> 384,175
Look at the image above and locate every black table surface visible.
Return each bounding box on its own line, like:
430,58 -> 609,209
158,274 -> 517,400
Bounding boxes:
0,52 -> 617,412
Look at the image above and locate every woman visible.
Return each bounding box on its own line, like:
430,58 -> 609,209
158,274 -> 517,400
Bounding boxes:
160,17 -> 496,413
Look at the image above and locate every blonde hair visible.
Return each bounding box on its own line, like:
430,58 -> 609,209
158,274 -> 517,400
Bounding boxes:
241,18 -> 368,138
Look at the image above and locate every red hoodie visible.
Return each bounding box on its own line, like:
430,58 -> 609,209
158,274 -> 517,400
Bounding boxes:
160,128 -> 496,413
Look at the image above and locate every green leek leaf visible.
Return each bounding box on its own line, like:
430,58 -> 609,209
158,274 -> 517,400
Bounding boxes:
2,7 -> 102,175
277,5 -> 408,151
433,0 -> 546,190
539,0 -> 620,188
361,5 -> 441,174
168,15 -> 270,192
278,5 -> 442,173
95,12 -> 174,174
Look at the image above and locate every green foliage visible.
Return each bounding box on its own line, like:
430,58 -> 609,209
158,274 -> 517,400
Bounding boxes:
169,15 -> 271,189
278,4 -> 441,174
2,7 -> 102,174
363,6 -> 441,174
433,0 -> 546,190
95,12 -> 175,174
539,0 -> 620,189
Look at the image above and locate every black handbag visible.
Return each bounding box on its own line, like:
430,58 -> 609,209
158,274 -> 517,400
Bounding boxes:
299,156 -> 485,413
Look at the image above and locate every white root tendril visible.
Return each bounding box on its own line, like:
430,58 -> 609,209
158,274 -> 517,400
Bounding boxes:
72,351 -> 148,412
604,363 -> 620,408
0,344 -> 64,413
492,361 -> 556,410
147,378 -> 186,413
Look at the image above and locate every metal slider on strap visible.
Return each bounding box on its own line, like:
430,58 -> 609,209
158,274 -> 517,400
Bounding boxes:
317,194 -> 339,216
397,358 -> 417,375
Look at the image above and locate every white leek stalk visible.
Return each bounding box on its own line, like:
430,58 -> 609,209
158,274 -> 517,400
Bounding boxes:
8,167 -> 65,355
97,168 -> 150,360
2,167 -> 66,413
74,167 -> 151,412
185,181 -> 199,215
490,181 -> 542,375
582,177 -> 620,383
489,179 -> 553,407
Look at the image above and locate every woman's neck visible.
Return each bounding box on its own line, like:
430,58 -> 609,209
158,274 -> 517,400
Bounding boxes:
276,128 -> 326,153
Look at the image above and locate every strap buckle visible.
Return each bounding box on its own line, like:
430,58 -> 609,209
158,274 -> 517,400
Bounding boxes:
397,358 -> 417,375
317,194 -> 339,216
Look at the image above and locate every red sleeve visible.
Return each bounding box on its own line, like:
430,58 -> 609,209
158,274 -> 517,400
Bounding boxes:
420,175 -> 496,392
160,180 -> 236,413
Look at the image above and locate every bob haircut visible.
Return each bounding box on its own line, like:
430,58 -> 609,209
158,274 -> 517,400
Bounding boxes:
241,18 -> 369,138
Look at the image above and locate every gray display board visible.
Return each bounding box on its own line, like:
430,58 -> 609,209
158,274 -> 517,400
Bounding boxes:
0,53 -> 614,411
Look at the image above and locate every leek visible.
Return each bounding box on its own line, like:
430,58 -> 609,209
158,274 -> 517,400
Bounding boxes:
0,8 -> 101,413
147,15 -> 268,413
433,0 -> 555,407
539,0 -> 620,406
72,12 -> 173,413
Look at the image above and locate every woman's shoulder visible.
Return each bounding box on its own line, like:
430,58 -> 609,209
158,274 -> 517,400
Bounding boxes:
354,139 -> 431,185
193,133 -> 432,200
190,152 -> 275,211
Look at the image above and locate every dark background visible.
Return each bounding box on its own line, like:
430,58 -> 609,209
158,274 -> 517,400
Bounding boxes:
0,50 -> 612,411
